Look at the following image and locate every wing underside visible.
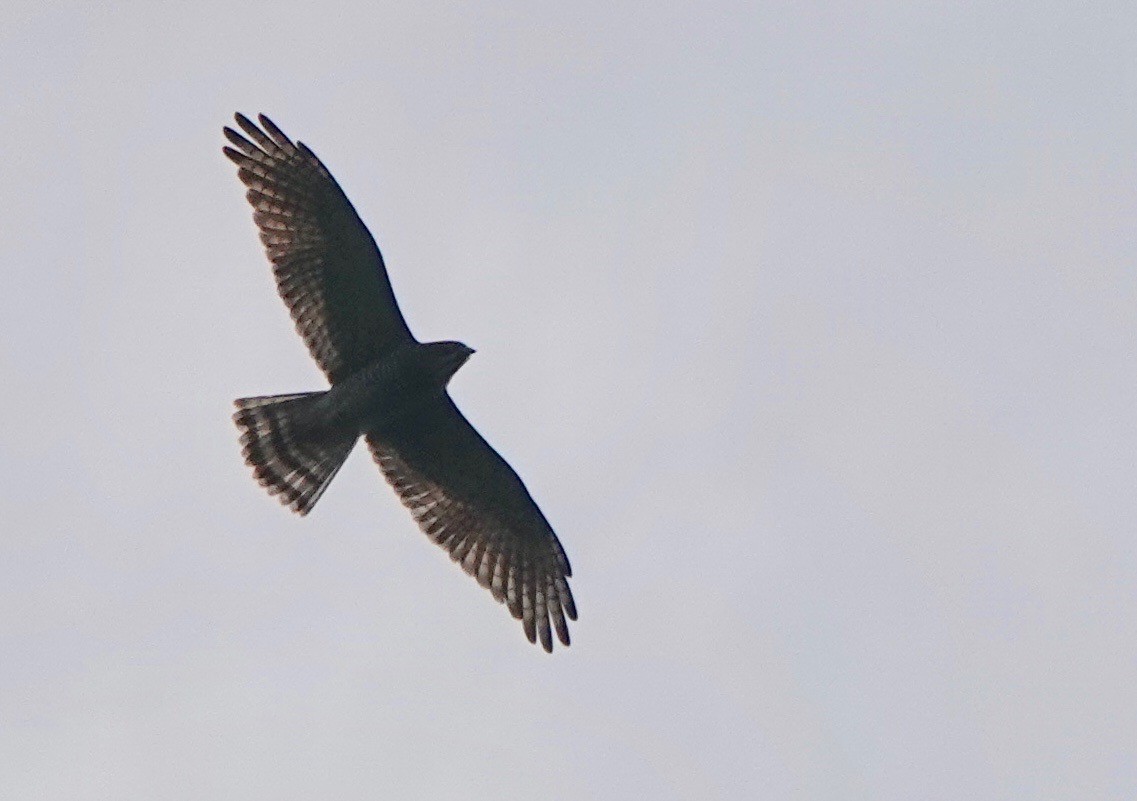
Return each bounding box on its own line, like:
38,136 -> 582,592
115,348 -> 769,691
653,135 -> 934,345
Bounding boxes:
223,113 -> 413,383
367,395 -> 576,651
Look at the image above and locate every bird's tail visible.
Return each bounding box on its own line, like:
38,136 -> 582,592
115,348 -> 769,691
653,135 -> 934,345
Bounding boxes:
232,392 -> 357,515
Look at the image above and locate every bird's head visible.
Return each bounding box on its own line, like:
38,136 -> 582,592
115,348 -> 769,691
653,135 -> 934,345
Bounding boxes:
423,340 -> 475,385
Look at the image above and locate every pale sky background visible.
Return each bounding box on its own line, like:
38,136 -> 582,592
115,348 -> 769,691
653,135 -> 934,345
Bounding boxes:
2,2 -> 1135,799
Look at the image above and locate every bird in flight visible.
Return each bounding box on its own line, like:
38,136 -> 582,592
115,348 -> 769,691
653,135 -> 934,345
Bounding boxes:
223,113 -> 576,651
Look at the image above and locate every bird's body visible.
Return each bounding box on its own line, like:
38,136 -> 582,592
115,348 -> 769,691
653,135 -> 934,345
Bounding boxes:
317,340 -> 473,433
224,113 -> 576,651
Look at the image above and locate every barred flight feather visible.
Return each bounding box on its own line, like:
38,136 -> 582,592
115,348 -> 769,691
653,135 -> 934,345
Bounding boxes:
233,393 -> 356,516
223,113 -> 411,383
368,434 -> 576,652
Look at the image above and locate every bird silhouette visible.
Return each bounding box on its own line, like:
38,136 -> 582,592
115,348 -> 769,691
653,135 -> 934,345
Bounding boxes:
224,113 -> 576,651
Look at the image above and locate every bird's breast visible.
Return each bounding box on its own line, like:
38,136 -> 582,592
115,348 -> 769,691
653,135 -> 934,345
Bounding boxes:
321,347 -> 440,433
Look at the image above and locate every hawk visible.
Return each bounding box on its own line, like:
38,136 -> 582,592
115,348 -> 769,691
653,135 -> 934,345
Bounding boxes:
224,113 -> 576,651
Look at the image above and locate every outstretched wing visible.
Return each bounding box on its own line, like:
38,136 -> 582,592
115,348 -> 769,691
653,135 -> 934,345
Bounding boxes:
223,113 -> 413,384
367,396 -> 577,652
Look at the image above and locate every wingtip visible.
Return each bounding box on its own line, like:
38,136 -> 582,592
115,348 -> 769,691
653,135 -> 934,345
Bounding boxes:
258,114 -> 291,145
233,112 -> 264,141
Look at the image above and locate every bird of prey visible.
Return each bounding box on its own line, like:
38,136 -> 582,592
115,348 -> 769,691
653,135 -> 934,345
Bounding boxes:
223,113 -> 576,651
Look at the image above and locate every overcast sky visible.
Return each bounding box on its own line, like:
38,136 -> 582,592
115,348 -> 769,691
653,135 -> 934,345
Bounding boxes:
2,2 -> 1135,799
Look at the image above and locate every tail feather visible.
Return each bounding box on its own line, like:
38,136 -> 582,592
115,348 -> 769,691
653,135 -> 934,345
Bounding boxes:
233,392 -> 357,515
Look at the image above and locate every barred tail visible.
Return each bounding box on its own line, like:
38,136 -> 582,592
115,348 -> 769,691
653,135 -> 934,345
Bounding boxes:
233,392 -> 357,515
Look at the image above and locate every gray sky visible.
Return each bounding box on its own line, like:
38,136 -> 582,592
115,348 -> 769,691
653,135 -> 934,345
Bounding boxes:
2,2 -> 1135,798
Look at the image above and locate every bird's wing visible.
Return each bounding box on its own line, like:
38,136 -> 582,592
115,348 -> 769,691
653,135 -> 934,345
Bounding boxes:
366,395 -> 576,652
223,113 -> 413,384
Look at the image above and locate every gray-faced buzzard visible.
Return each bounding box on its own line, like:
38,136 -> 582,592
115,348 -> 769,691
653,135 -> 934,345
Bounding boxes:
224,113 -> 576,651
